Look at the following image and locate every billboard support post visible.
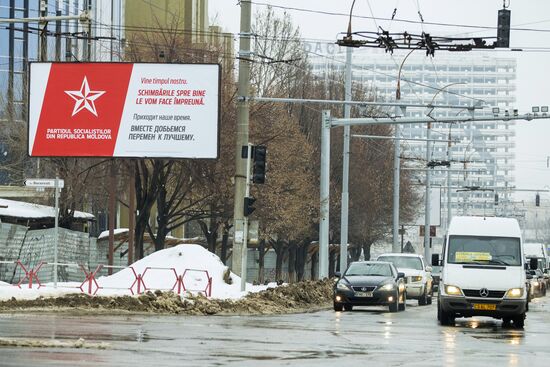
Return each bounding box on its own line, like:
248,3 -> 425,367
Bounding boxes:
108,161 -> 116,275
53,175 -> 59,288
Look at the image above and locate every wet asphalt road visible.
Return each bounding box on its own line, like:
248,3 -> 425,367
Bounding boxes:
0,296 -> 549,367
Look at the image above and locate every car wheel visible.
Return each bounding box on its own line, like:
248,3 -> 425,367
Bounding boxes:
389,299 -> 399,313
344,304 -> 353,312
398,291 -> 406,311
333,303 -> 343,312
438,303 -> 455,326
512,313 -> 525,329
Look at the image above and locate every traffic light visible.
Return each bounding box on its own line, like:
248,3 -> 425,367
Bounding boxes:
244,196 -> 256,217
497,8 -> 511,48
494,194 -> 499,206
536,193 -> 540,207
252,145 -> 267,184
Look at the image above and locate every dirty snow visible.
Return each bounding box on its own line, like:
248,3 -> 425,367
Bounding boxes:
0,244 -> 269,301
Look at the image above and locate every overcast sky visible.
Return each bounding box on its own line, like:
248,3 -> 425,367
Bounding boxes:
209,0 -> 550,202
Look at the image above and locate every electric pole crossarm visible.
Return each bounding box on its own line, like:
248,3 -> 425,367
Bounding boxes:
352,134 -> 455,143
251,97 -> 482,110
333,113 -> 549,127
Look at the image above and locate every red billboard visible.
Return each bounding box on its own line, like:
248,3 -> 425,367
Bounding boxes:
28,62 -> 220,158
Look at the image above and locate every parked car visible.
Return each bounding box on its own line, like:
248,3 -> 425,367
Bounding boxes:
528,269 -> 547,298
376,253 -> 433,306
333,261 -> 406,312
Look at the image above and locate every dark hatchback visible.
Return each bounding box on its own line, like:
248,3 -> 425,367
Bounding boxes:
334,261 -> 406,312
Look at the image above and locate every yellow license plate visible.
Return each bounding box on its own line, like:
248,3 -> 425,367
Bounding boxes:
473,303 -> 496,311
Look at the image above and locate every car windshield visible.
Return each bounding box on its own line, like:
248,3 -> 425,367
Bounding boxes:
345,263 -> 393,277
377,256 -> 423,270
447,235 -> 521,266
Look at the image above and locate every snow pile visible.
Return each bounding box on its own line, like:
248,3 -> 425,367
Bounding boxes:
97,244 -> 264,299
0,244 -> 267,301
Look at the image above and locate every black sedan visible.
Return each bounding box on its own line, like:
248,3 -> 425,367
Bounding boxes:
334,261 -> 406,312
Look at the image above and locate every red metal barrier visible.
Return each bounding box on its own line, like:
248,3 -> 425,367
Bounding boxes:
15,260 -> 46,289
174,269 -> 212,297
129,266 -> 147,295
2,259 -> 214,298
79,264 -> 103,295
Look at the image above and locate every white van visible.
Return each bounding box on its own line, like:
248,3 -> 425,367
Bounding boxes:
434,216 -> 529,328
524,242 -> 548,271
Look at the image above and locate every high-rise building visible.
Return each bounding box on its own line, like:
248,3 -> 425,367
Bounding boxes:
307,45 -> 516,226
0,0 -> 124,184
125,0 -> 208,45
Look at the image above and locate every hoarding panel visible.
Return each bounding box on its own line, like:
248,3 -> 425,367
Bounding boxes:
28,62 -> 220,158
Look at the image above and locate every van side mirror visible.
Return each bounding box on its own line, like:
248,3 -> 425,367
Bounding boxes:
530,258 -> 538,270
334,271 -> 342,278
397,272 -> 405,279
431,254 -> 440,267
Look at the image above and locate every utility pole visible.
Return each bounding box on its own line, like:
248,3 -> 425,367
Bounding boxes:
233,0 -> 252,283
447,127 -> 453,228
84,0 -> 92,61
424,122 -> 432,262
392,121 -> 401,253
55,2 -> 61,61
339,46 -> 352,273
319,111 -> 331,278
39,0 -> 47,63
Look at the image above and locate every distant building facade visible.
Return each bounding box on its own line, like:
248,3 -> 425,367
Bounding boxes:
308,45 -> 517,226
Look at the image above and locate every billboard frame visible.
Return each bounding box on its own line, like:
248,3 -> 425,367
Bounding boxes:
27,61 -> 222,160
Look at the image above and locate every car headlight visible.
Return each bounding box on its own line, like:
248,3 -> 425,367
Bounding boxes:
411,276 -> 423,283
336,282 -> 351,291
444,284 -> 463,296
380,283 -> 395,291
505,288 -> 524,299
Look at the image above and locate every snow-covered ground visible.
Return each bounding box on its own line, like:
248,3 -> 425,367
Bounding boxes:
0,244 -> 272,301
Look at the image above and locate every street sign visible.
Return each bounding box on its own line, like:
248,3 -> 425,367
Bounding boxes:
24,178 -> 64,188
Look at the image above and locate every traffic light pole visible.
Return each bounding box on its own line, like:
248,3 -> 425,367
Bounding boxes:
241,144 -> 252,292
233,0 -> 252,284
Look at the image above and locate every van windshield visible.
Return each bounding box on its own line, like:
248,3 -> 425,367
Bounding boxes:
447,236 -> 521,266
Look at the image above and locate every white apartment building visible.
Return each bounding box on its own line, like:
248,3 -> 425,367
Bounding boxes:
307,45 -> 517,227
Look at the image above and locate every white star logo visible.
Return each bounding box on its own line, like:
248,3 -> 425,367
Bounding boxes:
64,76 -> 106,117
